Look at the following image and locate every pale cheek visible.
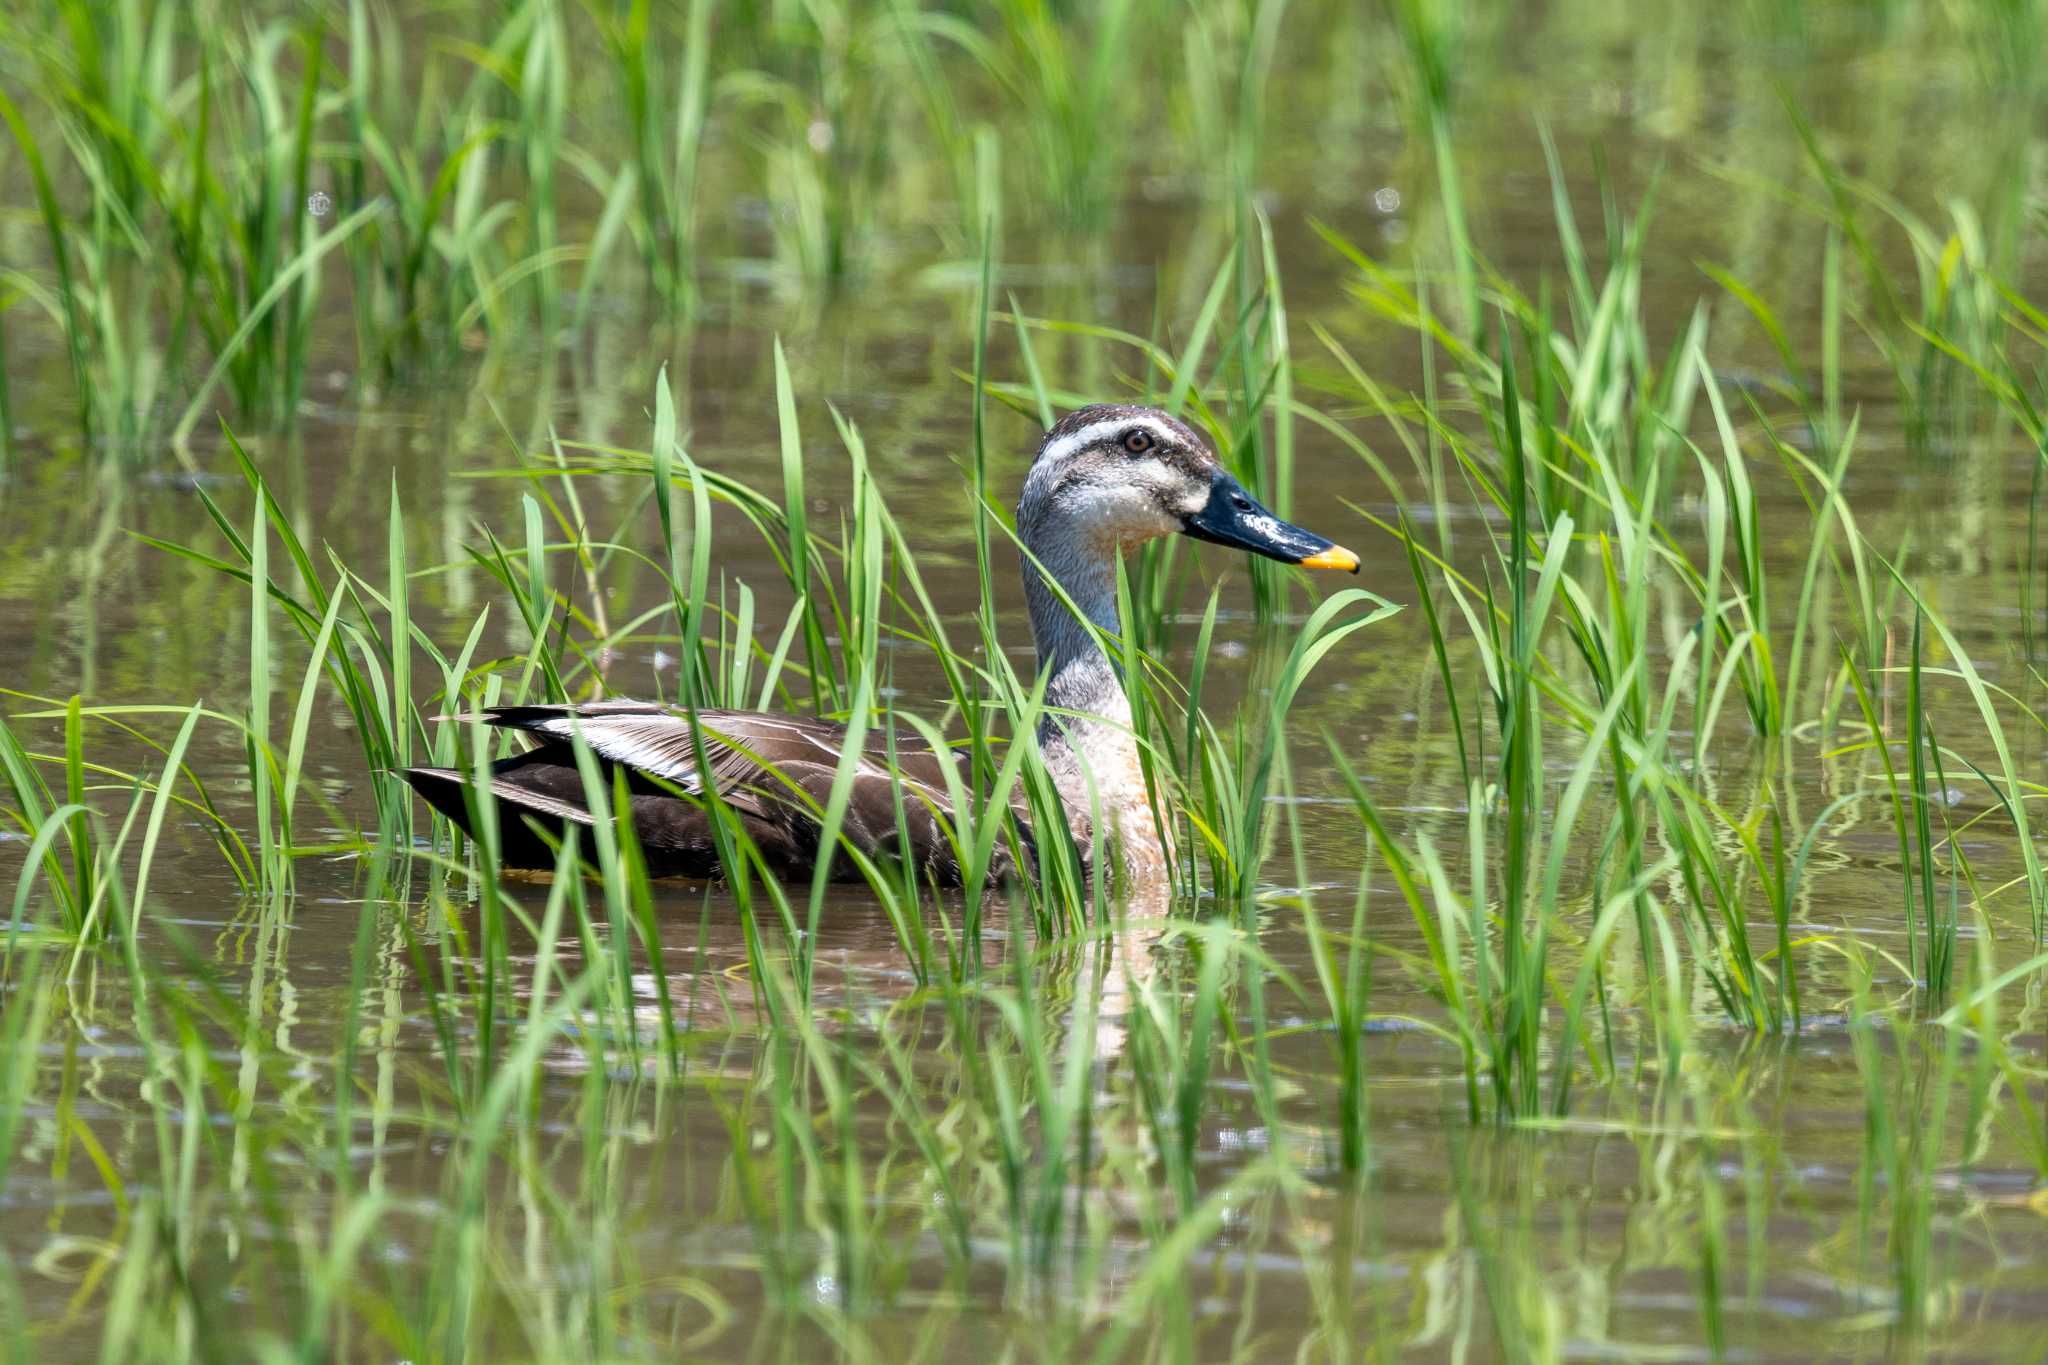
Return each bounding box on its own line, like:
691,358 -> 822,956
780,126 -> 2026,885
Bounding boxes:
1120,510 -> 1181,549
1067,486 -> 1177,548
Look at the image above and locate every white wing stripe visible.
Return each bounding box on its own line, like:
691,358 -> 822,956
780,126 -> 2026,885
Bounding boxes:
526,709 -> 951,802
535,716 -> 707,790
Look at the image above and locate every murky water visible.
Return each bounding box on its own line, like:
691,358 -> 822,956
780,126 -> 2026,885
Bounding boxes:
6,3 -> 2048,1358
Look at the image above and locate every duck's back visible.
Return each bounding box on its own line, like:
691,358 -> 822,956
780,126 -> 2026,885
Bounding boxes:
402,702 -> 1027,884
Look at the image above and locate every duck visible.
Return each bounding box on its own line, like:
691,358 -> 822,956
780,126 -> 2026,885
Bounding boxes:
400,403 -> 1359,885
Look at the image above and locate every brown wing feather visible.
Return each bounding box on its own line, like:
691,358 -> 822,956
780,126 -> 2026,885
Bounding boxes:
409,702 -> 1023,884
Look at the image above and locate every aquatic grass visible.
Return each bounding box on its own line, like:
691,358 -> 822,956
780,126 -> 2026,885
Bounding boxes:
0,83 -> 95,446
137,428 -> 450,847
0,693 -> 277,951
0,0 -> 1356,454
0,5 -> 560,446
15,33 -> 2048,1348
886,0 -> 1004,255
1313,314 -> 1723,1112
1784,106 -> 2028,462
0,9 -> 388,453
27,0 -> 2001,491
1328,645 -> 1656,1122
591,0 -> 714,306
1276,168 -> 2048,1139
920,0 -> 1164,232
0,708 -> 92,933
1123,919 -> 1233,1216
980,926 -> 1109,1282
1303,140 -> 2048,1053
1841,622 -> 1962,999
120,878 -> 690,1356
1200,587 -> 1400,920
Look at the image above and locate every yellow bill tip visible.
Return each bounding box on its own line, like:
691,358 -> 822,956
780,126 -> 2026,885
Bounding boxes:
1299,544 -> 1360,573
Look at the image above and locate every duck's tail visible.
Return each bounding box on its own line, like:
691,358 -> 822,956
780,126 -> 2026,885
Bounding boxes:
398,766 -> 595,869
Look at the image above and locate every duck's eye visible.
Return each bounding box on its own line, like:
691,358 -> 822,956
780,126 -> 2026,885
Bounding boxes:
1121,428 -> 1154,455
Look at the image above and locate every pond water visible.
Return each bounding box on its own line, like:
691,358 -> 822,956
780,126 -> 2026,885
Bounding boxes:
4,2 -> 2048,1359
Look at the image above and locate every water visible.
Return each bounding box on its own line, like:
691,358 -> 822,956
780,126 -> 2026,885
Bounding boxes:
4,2 -> 2048,1357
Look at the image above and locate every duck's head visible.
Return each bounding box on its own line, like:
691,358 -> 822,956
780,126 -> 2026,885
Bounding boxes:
1018,403 -> 1359,572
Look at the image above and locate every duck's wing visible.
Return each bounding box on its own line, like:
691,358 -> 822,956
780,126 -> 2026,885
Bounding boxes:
473,702 -> 955,818
404,702 -> 1020,883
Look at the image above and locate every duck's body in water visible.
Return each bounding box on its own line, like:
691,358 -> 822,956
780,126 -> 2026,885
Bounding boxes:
401,704 -> 1012,882
402,404 -> 1358,885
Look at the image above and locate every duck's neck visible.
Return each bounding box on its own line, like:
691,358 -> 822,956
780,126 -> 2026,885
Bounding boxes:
1019,525 -> 1162,869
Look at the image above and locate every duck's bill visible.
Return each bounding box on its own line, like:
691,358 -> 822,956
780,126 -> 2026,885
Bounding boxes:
1181,469 -> 1360,573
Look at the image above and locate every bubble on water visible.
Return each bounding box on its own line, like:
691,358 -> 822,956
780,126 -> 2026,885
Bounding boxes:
1372,185 -> 1401,214
306,190 -> 333,218
806,119 -> 834,153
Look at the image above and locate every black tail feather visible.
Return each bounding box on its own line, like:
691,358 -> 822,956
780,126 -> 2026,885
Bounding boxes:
399,766 -> 594,870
